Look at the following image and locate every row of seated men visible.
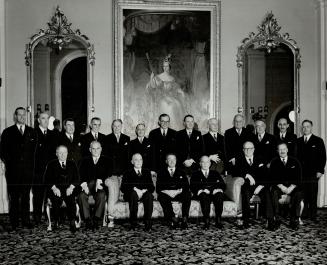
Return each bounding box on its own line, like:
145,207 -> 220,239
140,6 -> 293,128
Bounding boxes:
0,107 -> 325,232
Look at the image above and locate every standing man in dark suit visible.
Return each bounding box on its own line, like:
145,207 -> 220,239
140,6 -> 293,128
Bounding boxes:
78,141 -> 110,229
176,115 -> 204,175
224,114 -> 254,174
121,153 -> 155,231
269,143 -> 303,230
276,118 -> 297,156
130,123 -> 152,170
296,120 -> 326,221
58,118 -> 82,164
44,145 -> 80,232
190,156 -> 226,229
253,120 -> 277,165
203,118 -> 225,174
81,117 -> 106,158
33,112 -> 58,225
0,107 -> 37,230
106,119 -> 130,176
234,141 -> 271,229
148,114 -> 177,172
157,154 -> 191,229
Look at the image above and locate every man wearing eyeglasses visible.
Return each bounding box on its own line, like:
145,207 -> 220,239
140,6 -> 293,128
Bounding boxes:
234,141 -> 269,229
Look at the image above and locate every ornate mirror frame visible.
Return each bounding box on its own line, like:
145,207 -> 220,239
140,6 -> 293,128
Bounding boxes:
236,12 -> 301,134
25,6 -> 95,126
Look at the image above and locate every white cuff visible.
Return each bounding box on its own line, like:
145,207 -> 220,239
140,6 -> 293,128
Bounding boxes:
80,182 -> 87,189
51,185 -> 57,191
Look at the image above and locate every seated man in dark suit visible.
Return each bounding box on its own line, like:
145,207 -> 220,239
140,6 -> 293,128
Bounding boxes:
234,141 -> 270,229
58,118 -> 82,165
190,156 -> 226,229
81,117 -> 106,157
44,145 -> 80,232
106,119 -> 130,177
276,118 -> 297,156
78,141 -> 111,230
157,154 -> 191,229
269,143 -> 303,230
253,119 -> 277,165
296,120 -> 326,222
129,123 -> 152,170
203,118 -> 225,174
176,115 -> 204,175
121,153 -> 155,231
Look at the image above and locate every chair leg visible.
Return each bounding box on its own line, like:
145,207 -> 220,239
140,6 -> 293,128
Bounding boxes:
75,203 -> 81,229
299,200 -> 304,225
255,203 -> 260,220
103,201 -> 108,227
46,200 -> 52,232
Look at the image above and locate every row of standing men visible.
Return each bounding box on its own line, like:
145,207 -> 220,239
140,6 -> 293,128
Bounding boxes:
0,108 -> 326,231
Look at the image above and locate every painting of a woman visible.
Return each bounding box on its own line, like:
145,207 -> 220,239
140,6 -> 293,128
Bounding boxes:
146,55 -> 186,130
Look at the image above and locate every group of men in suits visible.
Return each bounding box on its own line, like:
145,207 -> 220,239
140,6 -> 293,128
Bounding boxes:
0,108 -> 326,233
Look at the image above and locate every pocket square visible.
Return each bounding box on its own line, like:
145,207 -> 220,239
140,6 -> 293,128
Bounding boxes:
265,141 -> 270,144
124,142 -> 128,145
180,176 -> 183,179
147,145 -> 151,148
78,142 -> 81,146
196,136 -> 199,140
259,164 -> 264,167
312,145 -> 316,148
291,166 -> 295,168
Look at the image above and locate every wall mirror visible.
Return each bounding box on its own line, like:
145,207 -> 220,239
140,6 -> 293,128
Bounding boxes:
25,6 -> 95,133
237,12 -> 301,134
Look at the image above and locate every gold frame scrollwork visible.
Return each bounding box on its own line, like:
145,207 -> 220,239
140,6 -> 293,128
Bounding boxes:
236,12 -> 301,134
25,6 -> 95,126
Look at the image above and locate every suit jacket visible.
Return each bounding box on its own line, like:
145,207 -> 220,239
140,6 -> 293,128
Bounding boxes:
156,168 -> 189,192
129,137 -> 152,170
275,131 -> 297,156
0,124 -> 37,185
224,127 -> 254,161
106,133 -> 130,175
234,154 -> 267,186
190,170 -> 226,195
176,129 -> 204,168
121,168 -> 155,195
44,159 -> 79,191
148,127 -> 177,171
253,132 -> 277,164
79,155 -> 112,184
203,132 -> 225,173
34,127 -> 58,183
80,132 -> 106,158
58,132 -> 82,164
296,134 -> 326,179
269,156 -> 301,187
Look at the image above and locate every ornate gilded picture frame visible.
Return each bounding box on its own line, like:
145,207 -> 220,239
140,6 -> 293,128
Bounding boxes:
114,0 -> 221,136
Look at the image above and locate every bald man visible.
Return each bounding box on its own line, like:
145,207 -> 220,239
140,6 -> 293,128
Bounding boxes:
121,153 -> 155,231
276,118 -> 297,156
190,156 -> 226,229
44,145 -> 80,232
203,118 -> 225,174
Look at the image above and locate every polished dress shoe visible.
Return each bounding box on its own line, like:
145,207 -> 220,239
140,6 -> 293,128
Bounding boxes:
85,218 -> 93,230
180,217 -> 188,230
289,219 -> 299,230
22,222 -> 34,229
144,220 -> 152,232
203,218 -> 210,230
267,219 -> 276,231
70,220 -> 77,233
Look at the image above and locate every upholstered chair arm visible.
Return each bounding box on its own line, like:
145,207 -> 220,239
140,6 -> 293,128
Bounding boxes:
105,176 -> 120,209
224,175 -> 244,212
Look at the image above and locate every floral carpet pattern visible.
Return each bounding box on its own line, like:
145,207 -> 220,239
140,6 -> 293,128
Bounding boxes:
0,211 -> 327,265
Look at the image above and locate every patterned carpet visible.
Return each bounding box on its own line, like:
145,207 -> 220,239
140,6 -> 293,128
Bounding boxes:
0,211 -> 327,265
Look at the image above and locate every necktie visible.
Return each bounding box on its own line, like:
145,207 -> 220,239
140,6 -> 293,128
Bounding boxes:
95,133 -> 98,140
139,138 -> 143,144
69,135 -> 73,143
205,171 -> 208,178
258,134 -> 262,142
162,130 -> 166,137
213,133 -> 217,142
249,158 -> 252,166
237,129 -> 241,136
137,170 -> 141,176
44,130 -> 47,136
61,162 -> 66,169
170,169 -> 174,177
188,131 -> 192,138
304,137 -> 308,144
281,134 -> 285,141
282,158 -> 286,165
116,134 -> 120,143
19,125 -> 24,135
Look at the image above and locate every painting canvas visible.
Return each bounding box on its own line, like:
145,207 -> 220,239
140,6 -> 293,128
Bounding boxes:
114,0 -> 220,136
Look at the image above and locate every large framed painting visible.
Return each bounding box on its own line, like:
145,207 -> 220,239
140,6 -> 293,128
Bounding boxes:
114,0 -> 221,136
